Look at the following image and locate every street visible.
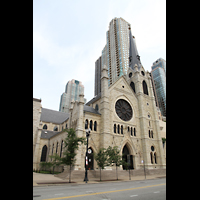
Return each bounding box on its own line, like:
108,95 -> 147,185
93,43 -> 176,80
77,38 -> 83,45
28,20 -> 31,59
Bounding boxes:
33,177 -> 166,200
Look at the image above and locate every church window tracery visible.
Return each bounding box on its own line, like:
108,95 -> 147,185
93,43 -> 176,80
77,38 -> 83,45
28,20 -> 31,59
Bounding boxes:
114,124 -> 116,133
85,119 -> 88,129
149,130 -> 154,138
56,142 -> 58,154
51,144 -> 54,161
154,152 -> 157,164
141,71 -> 145,76
151,130 -> 153,138
130,82 -> 135,93
94,121 -> 97,131
150,146 -> 157,164
43,124 -> 47,129
117,124 -> 120,134
142,80 -> 149,95
60,140 -> 63,157
150,152 -> 153,164
54,126 -> 58,131
115,99 -> 133,121
90,120 -> 93,130
95,104 -> 99,111
40,145 -> 47,162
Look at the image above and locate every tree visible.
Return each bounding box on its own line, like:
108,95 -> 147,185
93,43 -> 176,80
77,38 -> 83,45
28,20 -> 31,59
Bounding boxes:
106,146 -> 124,180
50,153 -> 62,174
39,161 -> 52,172
50,128 -> 85,182
94,148 -> 108,181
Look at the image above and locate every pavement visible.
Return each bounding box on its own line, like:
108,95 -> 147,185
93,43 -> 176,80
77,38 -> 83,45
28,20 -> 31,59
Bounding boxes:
33,172 -> 166,187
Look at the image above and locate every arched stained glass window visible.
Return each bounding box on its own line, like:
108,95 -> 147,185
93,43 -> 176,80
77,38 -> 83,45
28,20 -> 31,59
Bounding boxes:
43,124 -> 47,129
40,145 -> 47,162
130,82 -> 135,93
94,121 -> 97,131
142,80 -> 148,95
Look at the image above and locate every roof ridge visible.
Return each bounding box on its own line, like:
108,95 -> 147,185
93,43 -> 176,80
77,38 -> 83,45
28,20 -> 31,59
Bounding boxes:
42,107 -> 69,114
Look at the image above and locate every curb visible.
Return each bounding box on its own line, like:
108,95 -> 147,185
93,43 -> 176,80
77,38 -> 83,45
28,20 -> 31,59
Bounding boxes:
33,176 -> 166,187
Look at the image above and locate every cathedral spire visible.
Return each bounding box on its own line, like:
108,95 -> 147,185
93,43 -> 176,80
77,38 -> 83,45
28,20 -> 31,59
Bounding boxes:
128,27 -> 142,70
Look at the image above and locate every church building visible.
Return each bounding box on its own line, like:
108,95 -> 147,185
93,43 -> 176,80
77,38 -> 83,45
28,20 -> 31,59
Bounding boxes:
33,24 -> 166,172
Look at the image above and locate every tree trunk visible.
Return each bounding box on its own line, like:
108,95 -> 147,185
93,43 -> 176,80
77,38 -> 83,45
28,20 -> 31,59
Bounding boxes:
69,165 -> 71,183
100,168 -> 101,181
116,165 -> 118,180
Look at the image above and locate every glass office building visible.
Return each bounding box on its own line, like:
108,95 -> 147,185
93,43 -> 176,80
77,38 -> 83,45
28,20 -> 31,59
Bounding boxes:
151,58 -> 166,117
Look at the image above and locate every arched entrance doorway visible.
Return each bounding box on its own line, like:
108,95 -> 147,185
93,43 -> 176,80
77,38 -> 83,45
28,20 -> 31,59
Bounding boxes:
88,147 -> 94,170
122,144 -> 134,170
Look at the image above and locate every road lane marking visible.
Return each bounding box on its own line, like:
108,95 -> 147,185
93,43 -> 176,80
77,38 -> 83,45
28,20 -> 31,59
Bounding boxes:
55,194 -> 64,196
130,195 -> 138,197
154,191 -> 160,193
43,183 -> 166,200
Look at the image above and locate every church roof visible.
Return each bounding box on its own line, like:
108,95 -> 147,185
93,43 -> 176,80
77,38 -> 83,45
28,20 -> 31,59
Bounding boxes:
129,28 -> 142,70
40,108 -> 69,124
40,130 -> 62,139
84,105 -> 101,115
85,92 -> 101,106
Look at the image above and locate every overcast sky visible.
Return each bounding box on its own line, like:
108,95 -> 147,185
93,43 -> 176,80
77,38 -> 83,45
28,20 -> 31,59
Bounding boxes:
33,0 -> 166,111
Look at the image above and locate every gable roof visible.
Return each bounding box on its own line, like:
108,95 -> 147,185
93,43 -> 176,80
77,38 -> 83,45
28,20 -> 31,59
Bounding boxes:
85,92 -> 101,106
108,75 -> 138,101
40,130 -> 62,139
84,105 -> 101,115
40,108 -> 69,124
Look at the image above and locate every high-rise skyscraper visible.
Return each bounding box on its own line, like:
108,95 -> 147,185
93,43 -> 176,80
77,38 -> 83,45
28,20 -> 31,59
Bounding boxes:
59,79 -> 86,113
151,58 -> 166,117
101,17 -> 142,87
94,56 -> 101,96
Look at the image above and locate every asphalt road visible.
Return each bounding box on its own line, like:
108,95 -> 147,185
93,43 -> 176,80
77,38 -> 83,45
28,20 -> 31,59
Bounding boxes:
33,177 -> 166,200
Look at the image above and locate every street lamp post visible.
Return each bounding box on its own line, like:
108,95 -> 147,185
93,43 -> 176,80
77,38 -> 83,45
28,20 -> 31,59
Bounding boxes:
127,154 -> 131,180
141,159 -> 146,179
84,129 -> 90,183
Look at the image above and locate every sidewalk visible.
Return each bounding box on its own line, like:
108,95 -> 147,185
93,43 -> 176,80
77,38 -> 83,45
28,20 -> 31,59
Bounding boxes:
33,172 -> 166,186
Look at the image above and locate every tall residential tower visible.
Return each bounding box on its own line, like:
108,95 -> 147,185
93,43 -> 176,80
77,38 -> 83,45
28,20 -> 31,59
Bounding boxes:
59,79 -> 86,113
101,18 -> 133,86
94,56 -> 102,96
151,58 -> 166,117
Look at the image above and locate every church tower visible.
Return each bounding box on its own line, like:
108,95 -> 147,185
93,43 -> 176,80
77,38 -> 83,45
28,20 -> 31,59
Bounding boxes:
99,64 -> 110,148
127,27 -> 165,168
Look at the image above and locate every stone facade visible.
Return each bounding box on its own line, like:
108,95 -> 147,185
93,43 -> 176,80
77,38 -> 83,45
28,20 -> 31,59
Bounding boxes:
33,98 -> 42,169
33,64 -> 166,171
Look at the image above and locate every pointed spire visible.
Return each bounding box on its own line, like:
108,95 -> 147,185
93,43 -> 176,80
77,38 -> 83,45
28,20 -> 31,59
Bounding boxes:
129,27 -> 142,70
